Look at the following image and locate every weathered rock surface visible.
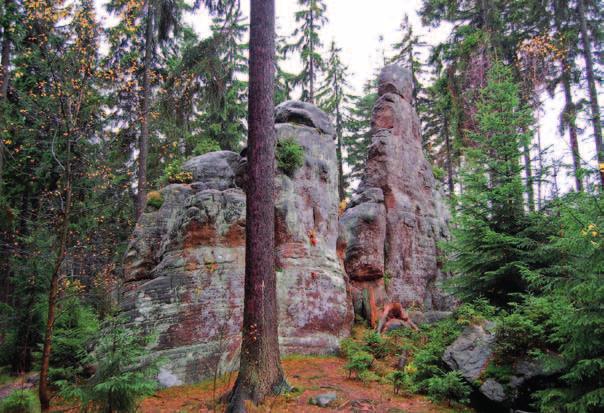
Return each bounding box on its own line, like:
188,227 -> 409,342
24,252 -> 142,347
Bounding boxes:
121,103 -> 352,385
442,321 -> 496,382
338,65 -> 453,315
275,100 -> 336,137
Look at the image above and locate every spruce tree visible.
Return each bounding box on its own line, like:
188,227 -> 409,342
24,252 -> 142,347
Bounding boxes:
445,62 -> 534,306
283,0 -> 328,103
317,41 -> 353,200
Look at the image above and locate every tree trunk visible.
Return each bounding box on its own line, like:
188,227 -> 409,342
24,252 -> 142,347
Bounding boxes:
0,0 -> 13,184
308,6 -> 314,104
136,0 -> 153,219
577,0 -> 604,185
39,133 -> 73,412
444,116 -> 455,198
523,136 -> 535,212
227,0 -> 287,411
562,72 -> 583,191
335,101 -> 345,201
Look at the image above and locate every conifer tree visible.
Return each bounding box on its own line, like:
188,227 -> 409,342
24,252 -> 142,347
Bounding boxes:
317,41 -> 353,200
389,14 -> 425,102
343,79 -> 377,187
283,0 -> 328,103
446,63 -> 534,306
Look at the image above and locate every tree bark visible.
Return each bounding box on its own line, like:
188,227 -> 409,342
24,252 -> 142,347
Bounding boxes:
227,0 -> 287,411
562,71 -> 583,191
335,94 -> 345,201
0,0 -> 13,185
39,132 -> 72,412
308,5 -> 314,103
444,116 -> 455,198
136,0 -> 153,219
523,135 -> 535,211
577,0 -> 603,185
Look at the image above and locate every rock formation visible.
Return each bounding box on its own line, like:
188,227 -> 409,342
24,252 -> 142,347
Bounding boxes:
338,64 -> 453,325
121,101 -> 353,385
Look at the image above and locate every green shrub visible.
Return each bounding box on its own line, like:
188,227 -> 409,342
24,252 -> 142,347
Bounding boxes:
425,371 -> 471,404
494,312 -> 543,363
161,159 -> 193,184
0,389 -> 40,413
276,137 -> 304,177
58,317 -> 159,413
49,297 -> 99,383
345,350 -> 374,379
454,299 -> 497,326
358,370 -> 380,384
362,330 -> 387,359
389,370 -> 407,394
146,191 -> 163,210
339,337 -> 362,358
193,138 -> 221,156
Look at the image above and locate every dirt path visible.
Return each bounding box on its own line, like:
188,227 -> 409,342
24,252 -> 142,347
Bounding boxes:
139,356 -> 470,413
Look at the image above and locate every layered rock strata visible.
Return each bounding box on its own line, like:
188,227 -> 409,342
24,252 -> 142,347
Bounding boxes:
338,65 -> 453,324
121,102 -> 353,385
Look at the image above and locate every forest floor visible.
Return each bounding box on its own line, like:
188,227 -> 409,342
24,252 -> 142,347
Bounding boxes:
133,356 -> 470,412
0,355 -> 472,412
135,355 -> 470,412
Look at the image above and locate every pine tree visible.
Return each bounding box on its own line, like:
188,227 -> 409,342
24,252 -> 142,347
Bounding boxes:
317,41 -> 353,200
445,63 -> 534,306
227,0 -> 287,410
283,0 -> 328,104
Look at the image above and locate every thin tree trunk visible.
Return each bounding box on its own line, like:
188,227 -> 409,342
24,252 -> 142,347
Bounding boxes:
523,134 -> 535,211
444,116 -> 455,198
39,132 -> 73,412
577,0 -> 604,185
335,100 -> 345,201
227,0 -> 287,411
562,68 -> 583,191
136,0 -> 153,219
0,0 -> 13,184
308,7 -> 314,103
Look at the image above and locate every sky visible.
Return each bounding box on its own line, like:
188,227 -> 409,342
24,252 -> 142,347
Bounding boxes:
96,0 -> 600,195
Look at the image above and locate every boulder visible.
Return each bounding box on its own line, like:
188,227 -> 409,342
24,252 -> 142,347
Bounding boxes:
480,379 -> 506,402
121,102 -> 352,385
309,392 -> 337,407
442,321 -> 496,382
275,100 -> 336,137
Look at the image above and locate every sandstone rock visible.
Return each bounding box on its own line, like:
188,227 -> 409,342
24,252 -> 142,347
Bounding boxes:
442,321 -> 496,382
409,310 -> 453,326
377,64 -> 414,102
338,65 -> 452,317
182,151 -> 240,191
275,100 -> 336,137
309,392 -> 337,407
122,102 -> 352,385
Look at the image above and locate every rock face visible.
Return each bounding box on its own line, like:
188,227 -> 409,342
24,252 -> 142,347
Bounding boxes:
121,102 -> 352,385
338,64 -> 453,319
443,321 -> 496,382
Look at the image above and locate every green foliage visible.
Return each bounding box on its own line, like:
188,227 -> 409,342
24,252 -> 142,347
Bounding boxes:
161,159 -> 193,184
276,138 -> 305,177
345,350 -> 374,379
59,317 -> 160,413
283,0 -> 328,102
444,62 -> 536,307
49,297 -> 100,383
0,390 -> 40,413
389,370 -> 407,394
192,139 -> 221,156
494,311 -> 543,363
362,330 -> 387,359
146,191 -> 164,210
425,371 -> 471,404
